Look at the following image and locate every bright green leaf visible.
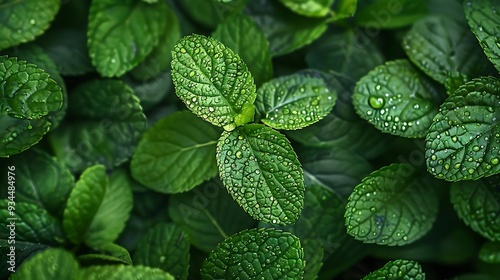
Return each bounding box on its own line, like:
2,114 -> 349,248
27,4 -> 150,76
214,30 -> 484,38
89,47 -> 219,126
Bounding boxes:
464,0 -> 500,71
81,265 -> 174,280
255,71 -> 337,130
279,0 -> 334,17
131,110 -> 220,193
362,259 -> 425,280
216,124 -> 305,225
479,241 -> 500,263
345,163 -> 439,246
356,0 -> 427,28
353,59 -> 441,138
201,228 -> 305,279
450,175 -> 500,241
133,223 -> 190,280
425,76 -> 500,181
10,248 -> 80,280
171,34 -> 256,131
87,0 -> 167,77
78,243 -> 132,266
0,0 -> 60,50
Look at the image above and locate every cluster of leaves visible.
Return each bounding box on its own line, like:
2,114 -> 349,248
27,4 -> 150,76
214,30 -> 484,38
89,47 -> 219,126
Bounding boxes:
1,0 -> 500,279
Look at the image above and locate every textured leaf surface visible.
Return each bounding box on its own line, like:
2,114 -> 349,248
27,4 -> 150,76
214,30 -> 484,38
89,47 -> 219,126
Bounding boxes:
0,200 -> 65,246
131,111 -> 219,193
345,163 -> 438,246
356,0 -> 427,28
0,0 -> 60,50
353,59 -> 441,138
87,0 -> 167,77
133,223 -> 190,280
255,72 -> 337,130
81,265 -> 174,280
362,259 -> 424,280
201,228 -> 305,279
479,241 -> 500,263
464,0 -> 500,71
171,34 -> 256,131
403,15 -> 491,83
450,175 -> 500,241
168,179 -> 256,253
213,13 -> 273,86
78,243 -> 132,266
279,0 -> 334,17
426,77 -> 500,181
10,248 -> 80,280
216,124 -> 304,225
0,117 -> 50,157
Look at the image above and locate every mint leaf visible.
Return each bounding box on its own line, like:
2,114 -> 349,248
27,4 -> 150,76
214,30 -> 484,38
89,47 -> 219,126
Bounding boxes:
0,0 -> 60,50
78,243 -> 132,266
329,0 -> 358,21
279,0 -> 334,17
479,241 -> 500,263
133,223 -> 190,280
353,59 -> 441,138
10,248 -> 80,280
356,0 -> 427,28
464,0 -> 500,71
171,34 -> 256,131
87,0 -> 167,77
81,265 -> 174,280
122,71 -> 172,111
403,15 -> 491,84
345,163 -> 439,246
450,175 -> 500,241
0,117 -> 50,157
362,259 -> 424,279
131,111 -> 219,193
175,0 -> 247,30
426,76 -> 500,181
201,228 -> 305,279
216,124 -> 305,225
255,71 -> 337,130
212,12 -> 273,86
0,240 -> 48,279
168,180 -> 256,253
0,200 -> 65,246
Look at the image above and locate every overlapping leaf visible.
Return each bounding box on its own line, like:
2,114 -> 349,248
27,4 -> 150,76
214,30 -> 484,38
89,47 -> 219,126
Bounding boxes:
81,265 -> 174,280
279,0 -> 334,17
362,259 -> 425,280
479,241 -> 500,263
10,248 -> 80,280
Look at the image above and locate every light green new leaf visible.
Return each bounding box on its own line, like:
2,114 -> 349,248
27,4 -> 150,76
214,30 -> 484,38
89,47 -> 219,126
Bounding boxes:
0,200 -> 65,246
171,34 -> 256,131
450,175 -> 500,241
213,12 -> 273,86
426,77 -> 500,181
133,223 -> 190,280
131,111 -> 220,193
479,241 -> 500,263
464,0 -> 500,71
345,163 -> 438,246
10,248 -> 80,280
0,0 -> 60,50
356,0 -> 427,28
81,265 -> 174,280
362,259 -> 424,280
87,0 -> 167,77
353,59 -> 441,138
255,71 -> 337,130
403,15 -> 491,84
279,0 -> 334,17
201,228 -> 305,279
217,124 -> 305,225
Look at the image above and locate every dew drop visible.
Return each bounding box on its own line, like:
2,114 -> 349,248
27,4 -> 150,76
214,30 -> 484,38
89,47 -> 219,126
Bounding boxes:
368,97 -> 385,109
236,151 -> 243,158
491,158 -> 499,165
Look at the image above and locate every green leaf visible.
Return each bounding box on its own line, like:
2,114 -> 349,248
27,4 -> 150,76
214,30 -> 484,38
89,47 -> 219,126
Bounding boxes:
131,110 -> 220,193
201,228 -> 305,279
0,200 -> 65,246
81,265 -> 174,280
450,175 -> 500,241
329,0 -> 358,21
0,117 -> 51,157
133,223 -> 190,280
10,248 -> 80,280
279,0 -> 334,17
345,163 -> 439,246
175,0 -> 247,30
216,124 -> 305,225
255,71 -> 337,130
78,243 -> 132,266
362,259 -> 424,280
63,165 -> 107,245
246,0 -> 328,56
479,241 -> 500,263
353,59 -> 441,138
425,76 -> 500,181
49,79 -> 146,172
403,15 -> 491,84
130,3 -> 181,81
87,0 -> 167,77
0,240 -> 48,279
212,12 -> 273,86
464,0 -> 500,71
0,0 -> 60,50
168,179 -> 256,253
122,71 -> 172,111
171,34 -> 256,131
356,0 -> 427,28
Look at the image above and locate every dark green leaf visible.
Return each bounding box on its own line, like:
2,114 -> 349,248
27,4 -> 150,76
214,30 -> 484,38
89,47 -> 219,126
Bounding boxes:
279,0 -> 334,17
81,265 -> 174,280
356,0 -> 427,28
10,248 -> 80,280
479,241 -> 500,263
329,0 -> 358,21
175,0 -> 247,29
78,243 -> 132,266
0,240 -> 48,279
0,117 -> 51,157
122,71 -> 172,111
362,259 -> 425,279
